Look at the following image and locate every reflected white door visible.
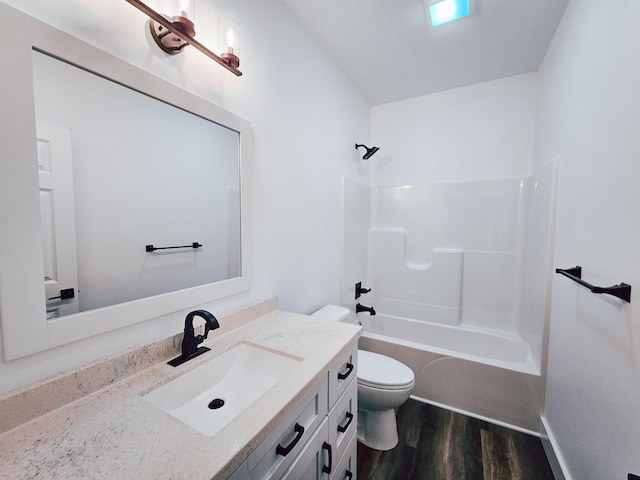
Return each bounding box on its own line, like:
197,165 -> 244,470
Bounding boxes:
37,122 -> 80,317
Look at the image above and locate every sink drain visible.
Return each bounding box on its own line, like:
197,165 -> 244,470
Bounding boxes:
208,398 -> 225,410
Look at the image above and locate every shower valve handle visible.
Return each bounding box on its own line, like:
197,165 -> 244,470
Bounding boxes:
355,282 -> 371,299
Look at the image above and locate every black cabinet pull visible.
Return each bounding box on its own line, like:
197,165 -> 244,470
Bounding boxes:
337,412 -> 353,433
275,423 -> 304,457
345,471 -> 353,480
322,442 -> 332,475
337,362 -> 354,380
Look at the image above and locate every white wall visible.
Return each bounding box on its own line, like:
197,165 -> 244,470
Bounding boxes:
370,73 -> 537,185
0,0 -> 369,393
535,0 -> 640,478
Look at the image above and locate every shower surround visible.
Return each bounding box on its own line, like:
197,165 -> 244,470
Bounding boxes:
371,177 -> 525,332
343,161 -> 557,431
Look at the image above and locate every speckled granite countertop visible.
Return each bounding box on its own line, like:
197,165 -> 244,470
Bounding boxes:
0,310 -> 361,479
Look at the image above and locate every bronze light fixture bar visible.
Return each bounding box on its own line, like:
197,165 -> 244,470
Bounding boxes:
125,0 -> 242,76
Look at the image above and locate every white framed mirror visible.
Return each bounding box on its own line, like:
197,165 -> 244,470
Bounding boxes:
0,5 -> 252,360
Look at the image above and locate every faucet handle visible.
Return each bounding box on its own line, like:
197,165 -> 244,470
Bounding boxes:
355,282 -> 371,299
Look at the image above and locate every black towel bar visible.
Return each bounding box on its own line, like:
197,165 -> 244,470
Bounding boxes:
145,242 -> 202,252
555,266 -> 631,303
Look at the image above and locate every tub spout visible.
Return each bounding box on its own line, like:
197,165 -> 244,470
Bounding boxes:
356,303 -> 376,315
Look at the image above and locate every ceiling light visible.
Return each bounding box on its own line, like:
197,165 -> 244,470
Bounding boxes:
425,0 -> 471,27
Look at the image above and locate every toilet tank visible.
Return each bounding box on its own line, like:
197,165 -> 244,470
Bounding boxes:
311,305 -> 354,323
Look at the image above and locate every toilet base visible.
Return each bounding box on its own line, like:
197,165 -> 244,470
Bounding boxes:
357,407 -> 399,451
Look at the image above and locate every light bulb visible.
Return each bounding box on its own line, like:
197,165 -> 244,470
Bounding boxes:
226,29 -> 236,53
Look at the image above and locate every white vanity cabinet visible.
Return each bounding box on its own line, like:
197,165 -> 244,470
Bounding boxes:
281,348 -> 358,480
232,346 -> 359,480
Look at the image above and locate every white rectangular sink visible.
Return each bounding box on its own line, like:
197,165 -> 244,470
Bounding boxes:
144,343 -> 302,437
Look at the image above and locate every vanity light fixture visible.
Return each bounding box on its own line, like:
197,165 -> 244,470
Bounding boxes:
425,0 -> 471,27
125,0 -> 242,76
147,0 -> 194,55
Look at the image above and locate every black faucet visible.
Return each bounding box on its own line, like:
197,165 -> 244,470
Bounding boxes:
356,303 -> 376,315
168,309 -> 220,367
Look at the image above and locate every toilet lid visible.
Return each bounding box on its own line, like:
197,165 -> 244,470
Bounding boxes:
357,350 -> 415,389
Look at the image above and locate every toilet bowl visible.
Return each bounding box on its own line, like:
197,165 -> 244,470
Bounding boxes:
311,305 -> 415,451
356,350 -> 415,450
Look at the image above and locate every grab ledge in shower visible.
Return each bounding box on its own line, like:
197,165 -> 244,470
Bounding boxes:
555,266 -> 631,303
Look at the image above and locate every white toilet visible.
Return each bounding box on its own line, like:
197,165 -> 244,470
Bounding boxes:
311,305 -> 415,451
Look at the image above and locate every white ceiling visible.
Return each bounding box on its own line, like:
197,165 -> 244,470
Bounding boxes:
283,0 -> 569,105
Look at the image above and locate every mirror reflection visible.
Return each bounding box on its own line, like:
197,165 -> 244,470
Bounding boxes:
32,50 -> 241,318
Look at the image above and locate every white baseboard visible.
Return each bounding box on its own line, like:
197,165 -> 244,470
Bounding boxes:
540,416 -> 572,480
410,395 -> 539,437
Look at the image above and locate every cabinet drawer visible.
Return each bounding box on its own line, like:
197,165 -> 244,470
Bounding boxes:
331,430 -> 357,480
328,347 -> 357,408
248,379 -> 328,479
281,418 -> 330,480
328,378 -> 357,459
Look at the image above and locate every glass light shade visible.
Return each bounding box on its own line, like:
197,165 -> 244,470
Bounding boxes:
220,14 -> 240,67
150,0 -> 195,19
176,0 -> 191,18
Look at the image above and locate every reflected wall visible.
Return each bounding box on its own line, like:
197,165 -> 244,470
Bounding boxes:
32,50 -> 240,315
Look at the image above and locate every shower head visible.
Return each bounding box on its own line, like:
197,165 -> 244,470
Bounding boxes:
355,143 -> 380,160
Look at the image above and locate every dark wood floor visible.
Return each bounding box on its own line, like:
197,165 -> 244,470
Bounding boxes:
357,399 -> 555,480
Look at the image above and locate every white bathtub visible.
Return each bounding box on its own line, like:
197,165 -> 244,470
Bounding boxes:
360,313 -> 539,375
357,312 -> 544,434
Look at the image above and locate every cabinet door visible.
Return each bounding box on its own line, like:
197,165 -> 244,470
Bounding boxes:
328,348 -> 357,408
328,378 -> 357,459
249,379 -> 328,479
228,462 -> 249,480
331,430 -> 357,480
281,419 -> 330,480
